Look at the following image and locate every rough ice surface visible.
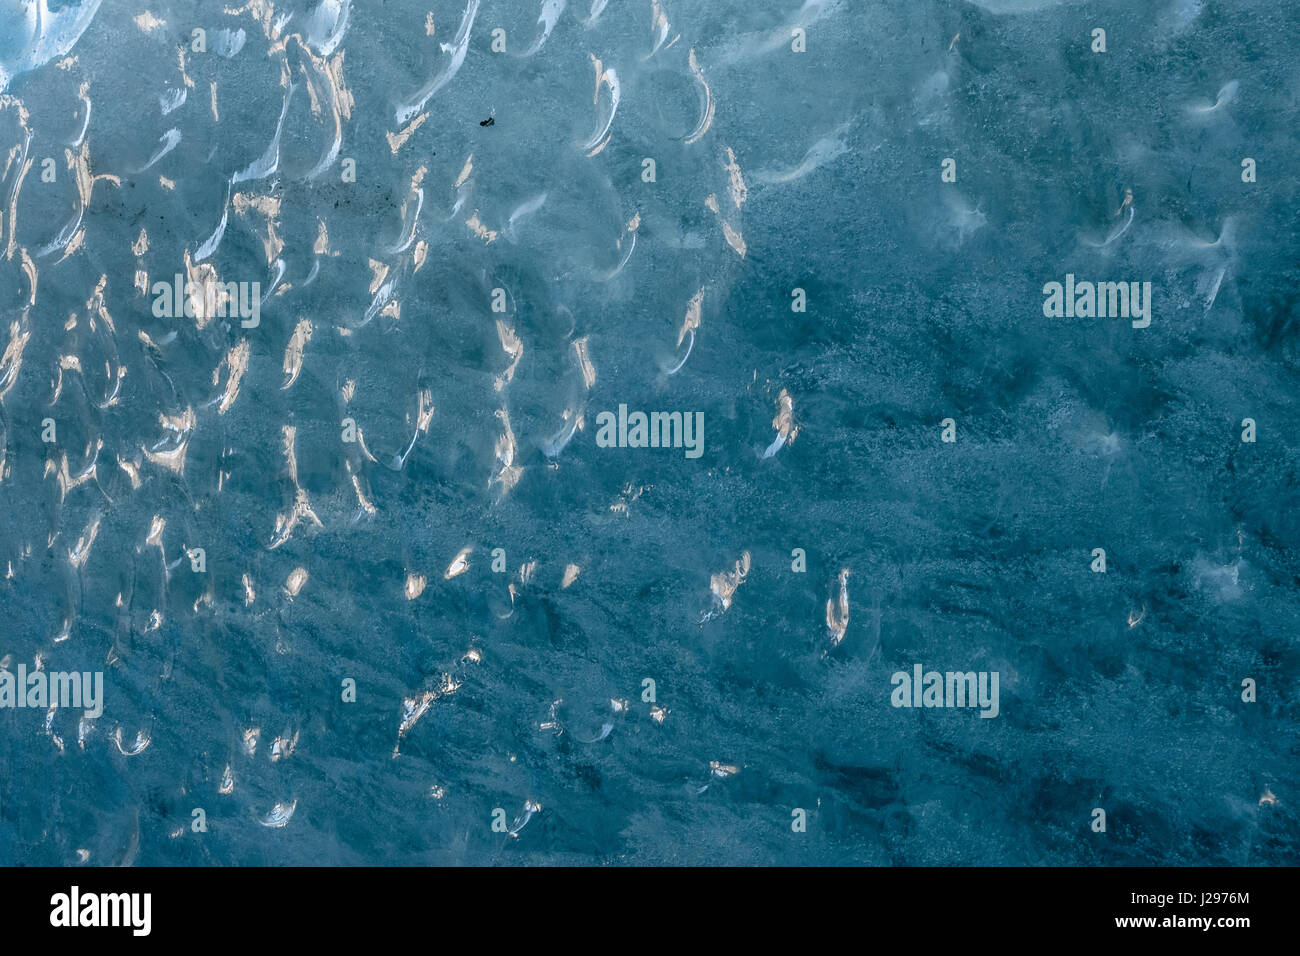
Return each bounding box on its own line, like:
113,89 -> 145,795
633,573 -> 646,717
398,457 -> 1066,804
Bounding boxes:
0,0 -> 1296,865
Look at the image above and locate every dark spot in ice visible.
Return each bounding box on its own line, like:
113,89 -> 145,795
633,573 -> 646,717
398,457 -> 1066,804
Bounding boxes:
573,763 -> 603,792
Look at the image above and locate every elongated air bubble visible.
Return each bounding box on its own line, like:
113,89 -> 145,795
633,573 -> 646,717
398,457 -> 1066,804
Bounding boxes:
133,128 -> 181,173
265,257 -> 287,297
542,410 -> 582,458
1098,205 -> 1134,247
647,0 -> 671,58
681,50 -> 714,145
508,801 -> 541,836
0,0 -> 103,94
1187,79 -> 1239,114
194,184 -> 232,262
362,276 -> 397,327
298,48 -> 344,180
259,800 -> 297,828
583,58 -> 619,154
521,0 -> 566,57
394,0 -> 479,126
68,93 -> 92,143
666,329 -> 694,375
576,722 -> 614,743
390,188 -> 423,253
597,228 -> 635,281
35,206 -> 85,258
582,0 -> 610,27
232,83 -> 296,184
305,0 -> 351,56
1198,264 -> 1227,312
753,123 -> 850,185
504,192 -> 548,240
